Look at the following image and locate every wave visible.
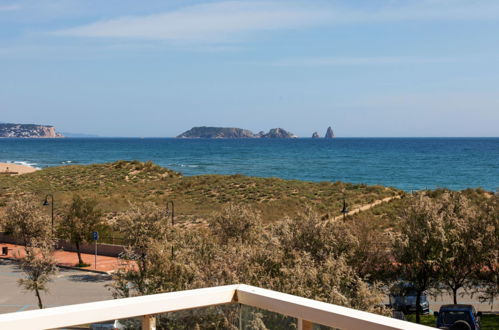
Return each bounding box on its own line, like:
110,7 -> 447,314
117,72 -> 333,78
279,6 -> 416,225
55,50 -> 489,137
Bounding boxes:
168,163 -> 200,168
4,160 -> 42,170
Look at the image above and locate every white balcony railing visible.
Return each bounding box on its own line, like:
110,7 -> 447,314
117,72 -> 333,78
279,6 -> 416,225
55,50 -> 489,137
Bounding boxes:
0,284 -> 433,330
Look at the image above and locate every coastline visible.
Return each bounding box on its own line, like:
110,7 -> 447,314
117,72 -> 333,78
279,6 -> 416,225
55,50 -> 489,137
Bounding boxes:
0,162 -> 38,175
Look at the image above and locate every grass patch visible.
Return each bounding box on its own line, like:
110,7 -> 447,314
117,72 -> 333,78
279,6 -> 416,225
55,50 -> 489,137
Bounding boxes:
405,313 -> 499,329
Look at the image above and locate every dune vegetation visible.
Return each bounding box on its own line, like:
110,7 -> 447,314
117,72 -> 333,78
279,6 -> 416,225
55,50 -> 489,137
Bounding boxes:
0,160 -> 401,225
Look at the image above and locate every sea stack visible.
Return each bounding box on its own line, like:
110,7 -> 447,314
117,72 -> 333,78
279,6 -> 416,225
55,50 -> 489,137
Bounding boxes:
312,132 -> 320,138
325,126 -> 335,139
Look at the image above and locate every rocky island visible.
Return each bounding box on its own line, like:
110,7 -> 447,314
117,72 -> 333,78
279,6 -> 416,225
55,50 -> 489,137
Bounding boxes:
177,127 -> 297,139
325,126 -> 335,139
0,123 -> 64,138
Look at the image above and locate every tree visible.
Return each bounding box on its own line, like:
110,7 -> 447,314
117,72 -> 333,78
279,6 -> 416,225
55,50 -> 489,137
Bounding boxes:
475,194 -> 499,305
393,194 -> 445,323
2,195 -> 51,246
59,195 -> 102,266
272,208 -> 388,315
437,192 -> 482,304
17,238 -> 58,309
110,202 -> 389,319
110,203 -> 175,297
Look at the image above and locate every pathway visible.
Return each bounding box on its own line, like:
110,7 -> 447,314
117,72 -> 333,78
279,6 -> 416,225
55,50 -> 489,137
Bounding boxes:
332,195 -> 401,221
0,243 -> 121,274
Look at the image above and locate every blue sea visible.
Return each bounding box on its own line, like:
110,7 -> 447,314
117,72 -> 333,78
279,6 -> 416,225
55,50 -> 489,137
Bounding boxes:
0,138 -> 498,191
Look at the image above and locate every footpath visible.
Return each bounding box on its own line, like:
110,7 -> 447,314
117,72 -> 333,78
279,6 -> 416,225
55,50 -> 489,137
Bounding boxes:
332,195 -> 401,221
0,243 -> 121,274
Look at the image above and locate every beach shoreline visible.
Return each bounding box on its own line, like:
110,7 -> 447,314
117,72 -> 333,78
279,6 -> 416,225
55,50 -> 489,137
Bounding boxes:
0,162 -> 38,175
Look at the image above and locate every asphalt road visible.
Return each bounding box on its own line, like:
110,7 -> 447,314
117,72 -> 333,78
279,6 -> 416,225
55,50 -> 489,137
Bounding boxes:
0,259 -> 114,314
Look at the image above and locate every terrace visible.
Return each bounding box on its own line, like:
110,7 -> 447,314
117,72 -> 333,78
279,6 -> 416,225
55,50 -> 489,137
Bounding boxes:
0,284 -> 433,330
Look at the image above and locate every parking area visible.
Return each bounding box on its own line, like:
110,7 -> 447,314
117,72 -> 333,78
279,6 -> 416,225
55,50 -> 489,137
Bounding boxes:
0,259 -> 113,314
427,292 -> 498,313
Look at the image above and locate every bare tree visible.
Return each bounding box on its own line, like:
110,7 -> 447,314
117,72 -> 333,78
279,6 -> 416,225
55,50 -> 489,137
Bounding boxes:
59,195 -> 102,266
17,238 -> 58,309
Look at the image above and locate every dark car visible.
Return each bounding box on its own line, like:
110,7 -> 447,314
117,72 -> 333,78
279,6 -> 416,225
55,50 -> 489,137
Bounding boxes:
388,282 -> 430,314
434,304 -> 481,330
389,292 -> 430,314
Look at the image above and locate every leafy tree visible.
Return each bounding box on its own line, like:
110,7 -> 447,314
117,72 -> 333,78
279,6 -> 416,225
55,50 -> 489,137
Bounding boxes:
342,213 -> 393,282
2,195 -> 51,246
59,195 -> 102,266
475,194 -> 499,305
110,203 -> 176,297
437,192 -> 484,304
272,208 -> 387,315
393,194 -> 445,323
17,238 -> 58,309
111,202 -> 388,318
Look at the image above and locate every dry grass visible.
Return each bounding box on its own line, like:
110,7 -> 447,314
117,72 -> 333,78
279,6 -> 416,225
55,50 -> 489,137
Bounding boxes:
0,161 -> 401,225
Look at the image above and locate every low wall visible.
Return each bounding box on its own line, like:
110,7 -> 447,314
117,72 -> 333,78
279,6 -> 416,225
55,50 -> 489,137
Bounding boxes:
0,232 -> 125,257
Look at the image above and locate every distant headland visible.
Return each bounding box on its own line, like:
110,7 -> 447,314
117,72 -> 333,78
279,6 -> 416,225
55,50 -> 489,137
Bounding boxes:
176,126 -> 298,139
0,123 -> 64,138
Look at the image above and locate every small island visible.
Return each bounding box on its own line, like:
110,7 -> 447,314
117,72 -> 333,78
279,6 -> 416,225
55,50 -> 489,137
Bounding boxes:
177,126 -> 297,139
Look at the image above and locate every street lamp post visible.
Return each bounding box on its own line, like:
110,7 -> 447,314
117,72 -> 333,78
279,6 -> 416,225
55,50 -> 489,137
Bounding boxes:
166,201 -> 175,259
340,198 -> 349,220
43,194 -> 54,235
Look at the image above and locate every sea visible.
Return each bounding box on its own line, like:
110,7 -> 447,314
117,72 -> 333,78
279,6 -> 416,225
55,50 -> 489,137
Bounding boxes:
0,138 -> 498,192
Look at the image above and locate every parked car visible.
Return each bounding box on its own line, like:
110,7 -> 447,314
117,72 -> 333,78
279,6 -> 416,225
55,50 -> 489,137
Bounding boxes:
434,304 -> 482,330
388,282 -> 430,314
389,292 -> 430,314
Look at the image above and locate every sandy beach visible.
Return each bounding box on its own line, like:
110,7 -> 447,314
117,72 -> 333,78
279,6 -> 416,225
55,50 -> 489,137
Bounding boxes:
0,162 -> 38,175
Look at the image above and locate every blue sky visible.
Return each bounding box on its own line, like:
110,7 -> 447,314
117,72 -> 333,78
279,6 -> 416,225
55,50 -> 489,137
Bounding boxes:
1,0 -> 498,137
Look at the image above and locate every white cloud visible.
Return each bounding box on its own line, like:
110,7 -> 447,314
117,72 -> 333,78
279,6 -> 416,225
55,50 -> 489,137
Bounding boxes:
51,0 -> 499,43
52,1 -> 330,42
272,56 -> 456,66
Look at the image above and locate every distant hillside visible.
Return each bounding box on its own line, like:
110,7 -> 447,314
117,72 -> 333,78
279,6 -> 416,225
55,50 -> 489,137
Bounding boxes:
61,132 -> 99,138
177,126 -> 256,138
177,126 -> 297,138
0,123 -> 64,138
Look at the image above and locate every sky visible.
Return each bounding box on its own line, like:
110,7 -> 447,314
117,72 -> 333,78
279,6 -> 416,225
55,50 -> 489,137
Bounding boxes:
1,0 -> 498,137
